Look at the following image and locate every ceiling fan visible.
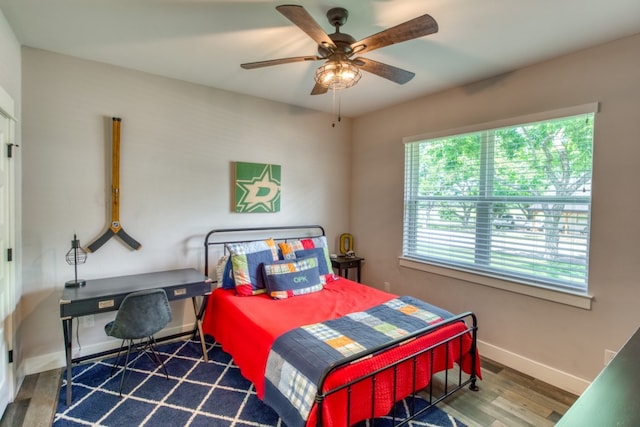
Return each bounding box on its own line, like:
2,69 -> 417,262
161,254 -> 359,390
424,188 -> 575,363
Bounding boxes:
240,4 -> 438,95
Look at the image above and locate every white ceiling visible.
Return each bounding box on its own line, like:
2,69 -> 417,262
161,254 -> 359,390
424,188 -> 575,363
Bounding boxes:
2,0 -> 640,117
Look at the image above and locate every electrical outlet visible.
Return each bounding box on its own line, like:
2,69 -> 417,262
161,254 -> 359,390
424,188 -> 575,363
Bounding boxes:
384,281 -> 391,292
604,349 -> 617,366
82,315 -> 95,328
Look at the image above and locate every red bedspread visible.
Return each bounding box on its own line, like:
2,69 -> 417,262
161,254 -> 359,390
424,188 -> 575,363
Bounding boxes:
201,277 -> 480,426
202,278 -> 395,397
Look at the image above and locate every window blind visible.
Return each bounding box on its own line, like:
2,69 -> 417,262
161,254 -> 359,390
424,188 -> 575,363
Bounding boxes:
403,108 -> 596,292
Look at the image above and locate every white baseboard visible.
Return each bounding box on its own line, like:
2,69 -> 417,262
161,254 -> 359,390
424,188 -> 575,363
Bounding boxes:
478,339 -> 590,396
19,329 -> 591,397
19,325 -> 190,377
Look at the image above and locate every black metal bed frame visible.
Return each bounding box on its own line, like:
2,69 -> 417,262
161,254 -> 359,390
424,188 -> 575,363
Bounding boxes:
203,225 -> 479,427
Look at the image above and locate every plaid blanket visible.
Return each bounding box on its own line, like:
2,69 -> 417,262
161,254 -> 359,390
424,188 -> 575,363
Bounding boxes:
263,296 -> 452,427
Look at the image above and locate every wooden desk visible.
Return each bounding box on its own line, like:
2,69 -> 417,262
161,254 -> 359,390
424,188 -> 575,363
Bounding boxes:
557,327 -> 640,426
331,256 -> 364,282
59,268 -> 212,405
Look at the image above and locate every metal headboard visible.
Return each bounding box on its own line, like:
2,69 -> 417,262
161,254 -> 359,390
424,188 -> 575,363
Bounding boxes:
203,225 -> 326,278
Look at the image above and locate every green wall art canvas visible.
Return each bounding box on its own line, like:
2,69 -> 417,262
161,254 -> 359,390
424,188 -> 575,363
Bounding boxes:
234,161 -> 281,213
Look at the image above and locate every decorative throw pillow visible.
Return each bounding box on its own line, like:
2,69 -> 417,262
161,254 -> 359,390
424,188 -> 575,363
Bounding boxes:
278,239 -> 313,259
227,238 -> 279,296
295,247 -> 330,276
279,236 -> 336,283
214,255 -> 235,289
262,256 -> 323,299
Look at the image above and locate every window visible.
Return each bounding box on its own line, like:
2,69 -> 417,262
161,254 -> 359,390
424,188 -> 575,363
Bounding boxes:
403,104 -> 596,294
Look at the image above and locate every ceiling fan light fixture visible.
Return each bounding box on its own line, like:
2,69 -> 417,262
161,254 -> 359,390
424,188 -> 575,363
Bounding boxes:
314,60 -> 361,90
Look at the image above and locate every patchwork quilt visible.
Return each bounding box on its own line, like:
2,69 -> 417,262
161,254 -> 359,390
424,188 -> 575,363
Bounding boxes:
263,296 -> 453,427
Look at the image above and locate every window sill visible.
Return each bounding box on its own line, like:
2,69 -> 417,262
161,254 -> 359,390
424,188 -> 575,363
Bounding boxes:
398,257 -> 593,310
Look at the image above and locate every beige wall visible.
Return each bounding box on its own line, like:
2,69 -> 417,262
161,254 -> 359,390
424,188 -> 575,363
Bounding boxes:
351,33 -> 640,393
0,9 -> 20,105
18,47 -> 351,374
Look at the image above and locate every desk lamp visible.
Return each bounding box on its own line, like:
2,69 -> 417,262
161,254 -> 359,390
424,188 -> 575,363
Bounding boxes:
65,234 -> 87,288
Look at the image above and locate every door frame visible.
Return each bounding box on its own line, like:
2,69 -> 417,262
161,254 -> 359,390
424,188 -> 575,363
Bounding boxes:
0,84 -> 17,413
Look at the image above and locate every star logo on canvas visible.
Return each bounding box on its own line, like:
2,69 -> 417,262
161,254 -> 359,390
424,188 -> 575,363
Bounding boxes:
235,164 -> 281,212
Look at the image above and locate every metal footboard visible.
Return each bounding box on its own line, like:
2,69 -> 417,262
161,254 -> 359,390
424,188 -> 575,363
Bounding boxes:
315,312 -> 479,426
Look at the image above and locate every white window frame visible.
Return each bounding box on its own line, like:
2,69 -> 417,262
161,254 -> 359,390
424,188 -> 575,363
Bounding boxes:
401,103 -> 598,309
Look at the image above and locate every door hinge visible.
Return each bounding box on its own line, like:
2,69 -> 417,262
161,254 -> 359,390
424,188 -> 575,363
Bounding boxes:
7,248 -> 12,262
7,143 -> 18,158
8,349 -> 13,364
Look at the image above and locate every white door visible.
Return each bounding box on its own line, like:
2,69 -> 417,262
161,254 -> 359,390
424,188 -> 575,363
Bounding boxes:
0,106 -> 15,415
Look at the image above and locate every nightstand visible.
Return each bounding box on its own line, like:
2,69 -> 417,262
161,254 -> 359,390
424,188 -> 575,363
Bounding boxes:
331,256 -> 364,283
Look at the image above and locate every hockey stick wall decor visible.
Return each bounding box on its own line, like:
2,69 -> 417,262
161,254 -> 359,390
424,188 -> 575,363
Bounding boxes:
87,117 -> 142,252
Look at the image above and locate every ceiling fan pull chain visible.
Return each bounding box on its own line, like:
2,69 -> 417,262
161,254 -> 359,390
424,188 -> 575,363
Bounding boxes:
331,88 -> 343,128
332,88 -> 337,127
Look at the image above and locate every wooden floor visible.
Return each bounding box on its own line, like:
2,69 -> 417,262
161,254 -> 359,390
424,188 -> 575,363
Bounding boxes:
433,358 -> 578,426
0,368 -> 61,427
0,357 -> 577,427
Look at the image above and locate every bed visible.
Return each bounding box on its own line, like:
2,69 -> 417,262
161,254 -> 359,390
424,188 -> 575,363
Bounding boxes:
201,225 -> 480,427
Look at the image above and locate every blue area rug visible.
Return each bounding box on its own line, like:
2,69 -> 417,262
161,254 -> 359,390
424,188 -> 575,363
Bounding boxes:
54,339 -> 467,427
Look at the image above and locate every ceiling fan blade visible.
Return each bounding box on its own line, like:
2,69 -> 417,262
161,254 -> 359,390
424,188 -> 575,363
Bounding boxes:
276,5 -> 336,50
311,82 -> 329,95
351,13 -> 438,55
241,55 -> 322,69
355,57 -> 415,84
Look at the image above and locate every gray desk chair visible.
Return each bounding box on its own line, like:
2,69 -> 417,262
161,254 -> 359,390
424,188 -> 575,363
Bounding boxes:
104,288 -> 172,396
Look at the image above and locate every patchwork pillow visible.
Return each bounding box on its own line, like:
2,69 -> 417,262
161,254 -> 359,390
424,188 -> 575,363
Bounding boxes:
262,256 -> 323,299
214,255 -> 235,290
278,238 -> 314,259
279,236 -> 336,283
227,238 -> 279,296
295,247 -> 330,276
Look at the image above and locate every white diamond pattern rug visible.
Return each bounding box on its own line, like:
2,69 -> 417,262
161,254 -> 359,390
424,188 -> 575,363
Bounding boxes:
54,339 -> 467,427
